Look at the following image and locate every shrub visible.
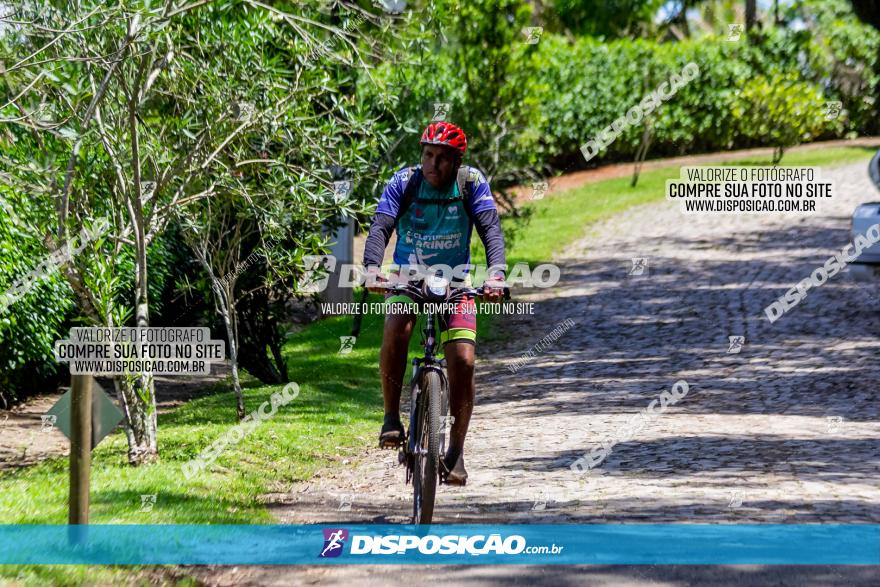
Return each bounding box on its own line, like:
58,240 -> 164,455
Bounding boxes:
0,190 -> 74,406
732,72 -> 832,163
368,17 -> 878,176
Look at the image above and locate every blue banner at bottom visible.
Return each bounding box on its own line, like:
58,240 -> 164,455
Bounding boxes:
1,524 -> 878,565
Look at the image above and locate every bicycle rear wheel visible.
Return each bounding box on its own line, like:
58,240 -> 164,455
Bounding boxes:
412,369 -> 442,524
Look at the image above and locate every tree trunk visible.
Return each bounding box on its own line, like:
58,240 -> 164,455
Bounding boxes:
772,146 -> 784,165
745,0 -> 757,32
268,334 -> 288,383
196,252 -> 247,420
631,121 -> 653,188
126,235 -> 159,465
113,374 -> 157,465
107,250 -> 158,466
225,321 -> 246,421
218,280 -> 245,420
124,69 -> 159,466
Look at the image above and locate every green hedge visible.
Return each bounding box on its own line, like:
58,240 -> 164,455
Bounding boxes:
509,27 -> 873,167
365,4 -> 879,175
0,192 -> 74,406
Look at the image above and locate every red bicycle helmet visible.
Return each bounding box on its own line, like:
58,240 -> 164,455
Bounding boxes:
421,121 -> 467,155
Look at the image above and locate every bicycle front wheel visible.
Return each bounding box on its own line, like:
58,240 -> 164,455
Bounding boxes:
412,369 -> 442,524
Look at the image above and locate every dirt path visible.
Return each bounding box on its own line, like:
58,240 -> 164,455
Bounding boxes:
0,393 -> 71,471
272,160 -> 880,527
509,136 -> 880,202
193,159 -> 880,585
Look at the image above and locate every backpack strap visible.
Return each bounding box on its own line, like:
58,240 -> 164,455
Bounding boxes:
456,166 -> 469,203
457,165 -> 476,222
396,166 -> 422,225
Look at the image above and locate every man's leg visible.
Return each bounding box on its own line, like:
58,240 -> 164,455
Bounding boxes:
443,340 -> 475,483
379,311 -> 416,445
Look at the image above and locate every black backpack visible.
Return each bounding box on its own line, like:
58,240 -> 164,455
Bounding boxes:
393,165 -> 478,225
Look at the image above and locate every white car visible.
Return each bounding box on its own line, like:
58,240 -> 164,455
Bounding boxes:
848,149 -> 880,280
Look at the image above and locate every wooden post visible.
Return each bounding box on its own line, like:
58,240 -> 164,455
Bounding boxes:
69,374 -> 92,525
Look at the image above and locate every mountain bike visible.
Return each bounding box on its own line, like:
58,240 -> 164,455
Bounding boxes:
385,276 -> 508,524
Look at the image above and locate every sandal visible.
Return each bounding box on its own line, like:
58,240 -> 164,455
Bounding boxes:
378,414 -> 405,449
441,453 -> 468,486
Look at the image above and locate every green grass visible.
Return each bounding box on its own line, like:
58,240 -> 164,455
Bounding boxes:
0,311 -> 389,525
0,312 -> 389,584
0,144 -> 873,584
0,566 -> 196,587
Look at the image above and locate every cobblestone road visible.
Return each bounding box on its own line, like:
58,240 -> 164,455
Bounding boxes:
269,160 -> 880,528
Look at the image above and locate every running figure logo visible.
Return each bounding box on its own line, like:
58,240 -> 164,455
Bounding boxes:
338,336 -> 356,355
628,257 -> 648,276
432,102 -> 450,121
319,528 -> 349,558
727,335 -> 745,354
40,414 -> 57,432
523,26 -> 543,44
823,101 -> 843,121
530,181 -> 548,200
727,24 -> 744,41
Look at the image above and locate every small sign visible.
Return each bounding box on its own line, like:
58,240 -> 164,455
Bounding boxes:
46,381 -> 124,450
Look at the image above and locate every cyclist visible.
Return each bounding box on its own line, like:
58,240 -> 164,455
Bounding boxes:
363,121 -> 507,486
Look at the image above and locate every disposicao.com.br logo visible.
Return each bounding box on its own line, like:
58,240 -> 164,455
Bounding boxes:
319,528 -> 349,558
318,529 -> 563,557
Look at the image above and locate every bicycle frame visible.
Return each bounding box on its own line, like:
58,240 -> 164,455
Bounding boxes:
385,280 -> 478,485
406,307 -> 448,462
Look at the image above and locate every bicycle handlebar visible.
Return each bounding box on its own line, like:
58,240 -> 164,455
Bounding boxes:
381,281 -> 510,302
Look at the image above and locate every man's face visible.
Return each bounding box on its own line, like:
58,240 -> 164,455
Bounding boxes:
421,144 -> 460,189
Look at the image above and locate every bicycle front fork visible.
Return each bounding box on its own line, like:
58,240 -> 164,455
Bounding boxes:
401,358 -> 447,483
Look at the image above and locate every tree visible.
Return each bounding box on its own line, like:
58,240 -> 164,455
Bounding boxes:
851,0 -> 880,116
0,0 -> 391,463
552,0 -> 666,38
732,73 -> 830,164
745,0 -> 757,32
179,195 -> 253,420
